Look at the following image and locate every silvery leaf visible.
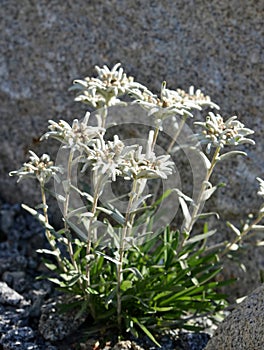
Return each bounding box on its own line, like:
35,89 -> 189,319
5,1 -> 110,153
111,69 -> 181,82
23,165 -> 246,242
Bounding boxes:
219,151 -> 247,162
227,221 -> 241,236
179,197 -> 191,228
195,212 -> 220,220
251,225 -> 264,232
201,186 -> 218,201
186,229 -> 216,244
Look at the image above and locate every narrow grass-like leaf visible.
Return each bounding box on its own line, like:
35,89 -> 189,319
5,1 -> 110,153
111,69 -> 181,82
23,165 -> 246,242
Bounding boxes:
186,230 -> 216,244
131,317 -> 161,347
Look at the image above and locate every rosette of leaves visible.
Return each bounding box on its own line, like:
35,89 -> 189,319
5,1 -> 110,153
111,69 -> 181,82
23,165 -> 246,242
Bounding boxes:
42,225 -> 228,346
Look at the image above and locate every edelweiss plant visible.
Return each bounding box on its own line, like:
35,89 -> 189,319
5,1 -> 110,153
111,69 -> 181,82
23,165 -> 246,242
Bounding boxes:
10,63 -> 262,346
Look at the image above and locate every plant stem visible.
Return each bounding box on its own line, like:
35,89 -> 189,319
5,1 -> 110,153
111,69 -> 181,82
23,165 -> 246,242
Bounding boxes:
220,212 -> 264,257
85,173 -> 104,286
101,105 -> 108,129
63,150 -> 80,273
167,115 -> 187,153
40,183 -> 67,273
151,115 -> 186,207
151,126 -> 160,151
117,178 -> 138,329
184,146 -> 221,236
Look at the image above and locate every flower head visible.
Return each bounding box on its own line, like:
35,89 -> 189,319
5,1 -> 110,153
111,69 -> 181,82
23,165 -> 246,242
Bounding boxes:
86,135 -> 126,181
9,151 -> 62,184
131,82 -> 218,128
41,112 -> 105,152
70,63 -> 142,108
194,112 -> 255,154
121,131 -> 175,180
81,131 -> 174,182
176,86 -> 219,110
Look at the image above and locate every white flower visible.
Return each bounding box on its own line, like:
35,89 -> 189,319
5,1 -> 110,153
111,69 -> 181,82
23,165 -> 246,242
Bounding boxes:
41,112 -> 105,152
84,135 -> 129,182
9,151 -> 63,184
82,131 -> 174,182
176,86 -> 219,110
121,131 -> 175,180
194,112 -> 255,154
70,63 -> 143,108
130,82 -> 218,128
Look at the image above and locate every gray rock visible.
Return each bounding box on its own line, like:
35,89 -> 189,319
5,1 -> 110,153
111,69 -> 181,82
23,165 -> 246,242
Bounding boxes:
0,307 -> 29,334
204,284 -> 264,350
177,332 -> 210,350
38,298 -> 87,341
0,281 -> 28,306
112,341 -> 144,350
0,326 -> 38,350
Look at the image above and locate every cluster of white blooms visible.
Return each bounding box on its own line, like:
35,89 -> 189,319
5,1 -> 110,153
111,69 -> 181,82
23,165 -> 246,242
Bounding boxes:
175,86 -> 219,109
41,112 -> 105,152
194,112 -> 255,154
129,82 -> 219,128
10,116 -> 175,186
84,131 -> 174,182
9,151 -> 62,184
120,130 -> 174,180
85,135 -> 126,181
70,63 -> 145,108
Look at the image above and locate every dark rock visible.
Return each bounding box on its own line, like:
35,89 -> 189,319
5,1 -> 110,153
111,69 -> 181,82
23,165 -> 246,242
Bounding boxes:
0,326 -> 37,350
38,298 -> 87,341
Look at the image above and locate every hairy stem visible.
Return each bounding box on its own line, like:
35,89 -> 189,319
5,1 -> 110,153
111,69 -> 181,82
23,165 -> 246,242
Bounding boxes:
85,172 -> 104,286
220,212 -> 264,257
151,126 -> 160,152
40,183 -> 67,272
117,178 -> 138,329
167,115 -> 187,153
184,146 -> 221,236
63,150 -> 80,273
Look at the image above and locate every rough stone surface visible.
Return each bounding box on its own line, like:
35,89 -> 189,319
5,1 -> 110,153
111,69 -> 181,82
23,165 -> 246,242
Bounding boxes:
0,282 -> 27,306
205,284 -> 264,350
38,297 -> 87,342
1,0 -> 263,298
0,326 -> 37,350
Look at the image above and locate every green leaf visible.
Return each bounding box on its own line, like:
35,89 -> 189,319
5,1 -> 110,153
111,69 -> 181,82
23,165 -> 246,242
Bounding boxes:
131,317 -> 161,347
152,306 -> 174,312
44,262 -> 58,271
121,280 -> 133,291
